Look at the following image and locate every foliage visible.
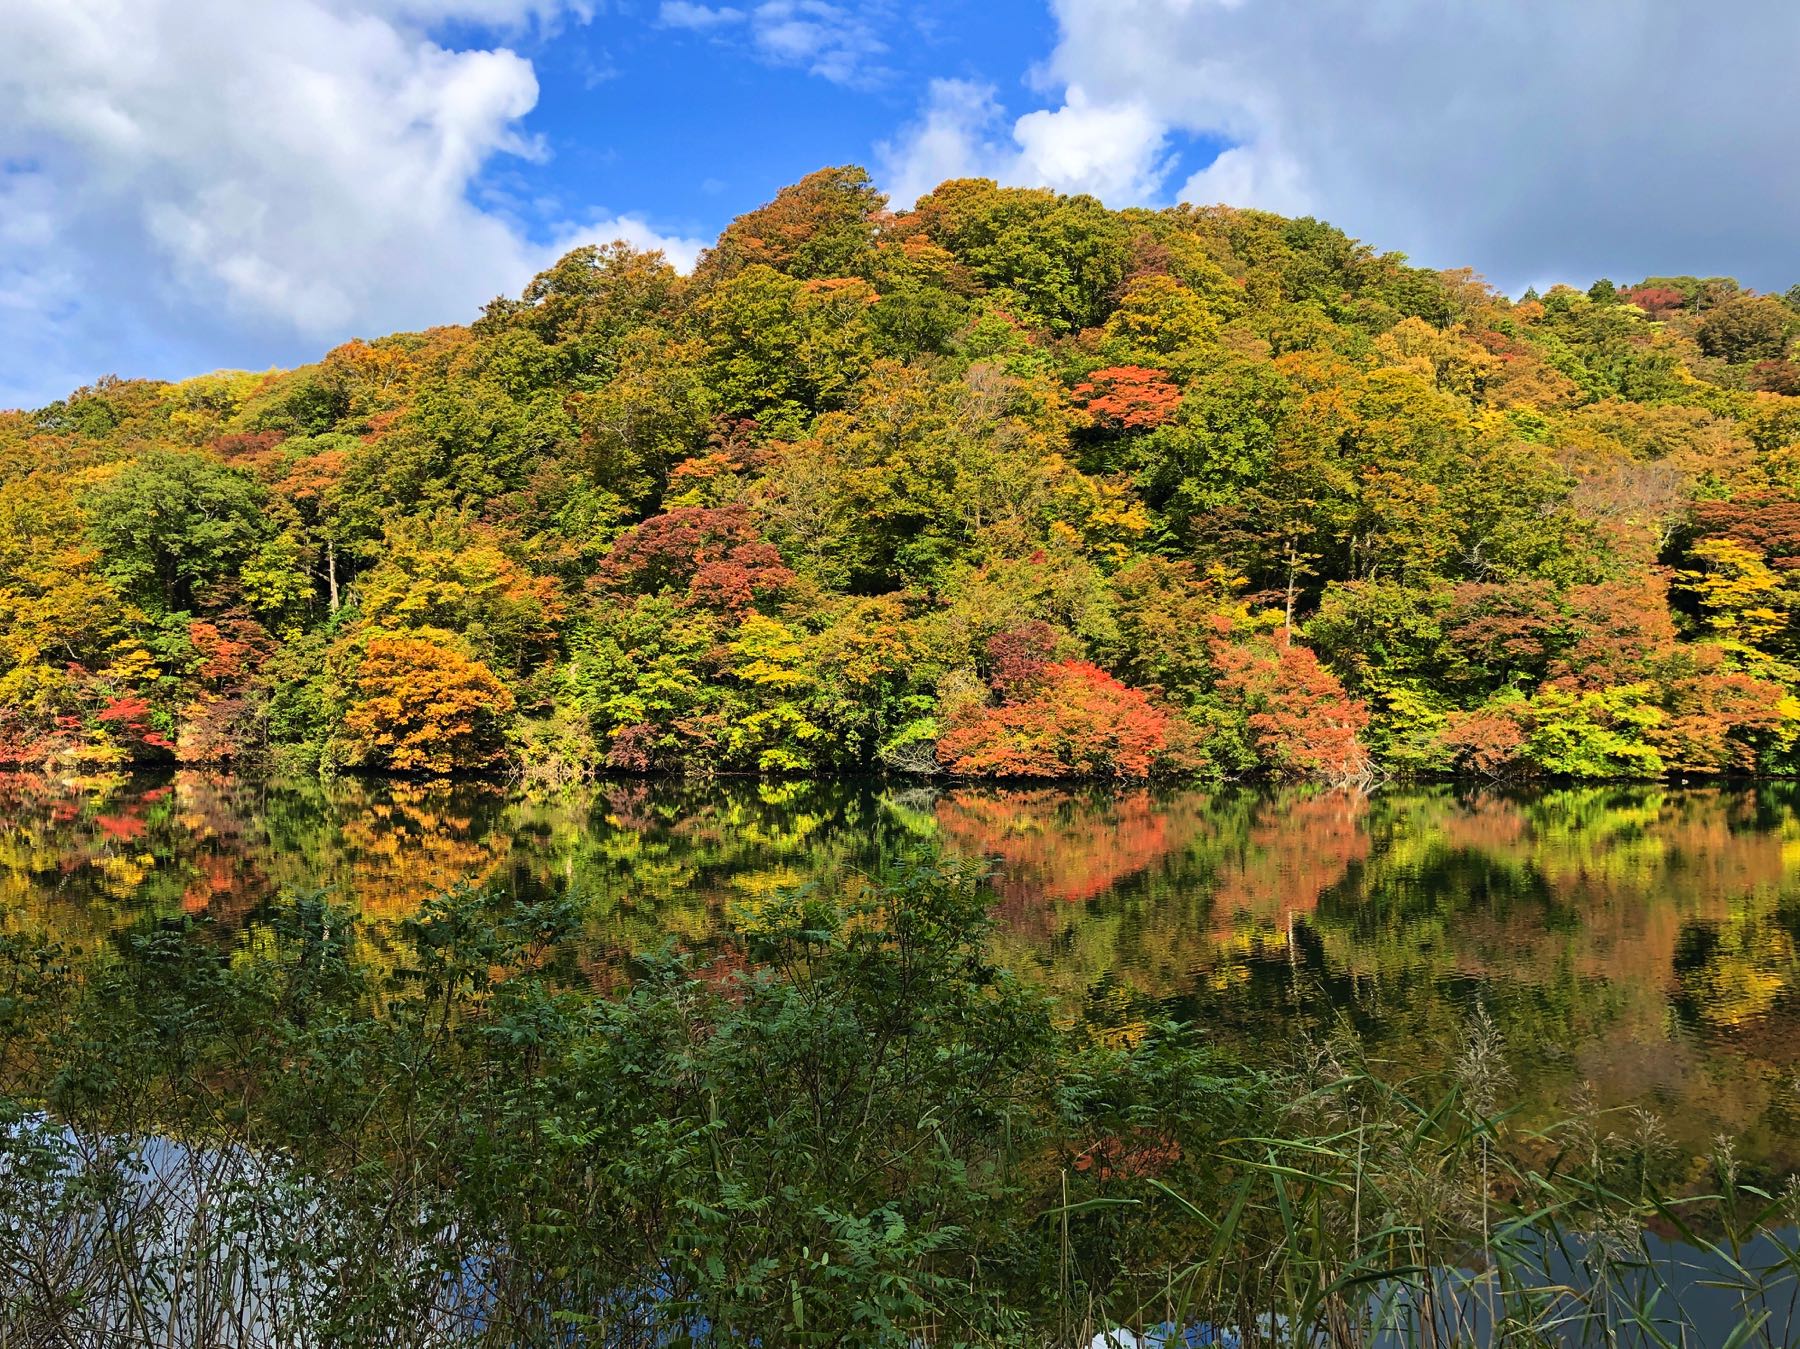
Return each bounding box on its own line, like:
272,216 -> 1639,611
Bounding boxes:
0,869 -> 1252,1346
84,448 -> 285,615
5,856 -> 1799,1345
3,169 -> 1800,780
597,504 -> 794,614
937,653 -> 1181,779
1696,293 -> 1795,364
338,630 -> 516,774
1212,632 -> 1373,785
697,164 -> 886,282
1071,365 -> 1182,432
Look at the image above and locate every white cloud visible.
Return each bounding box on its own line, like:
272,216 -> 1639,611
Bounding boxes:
883,0 -> 1800,292
1177,144 -> 1308,220
1011,88 -> 1170,206
750,1 -> 884,85
878,79 -> 1170,208
876,79 -> 1009,208
546,215 -> 708,274
659,0 -> 887,87
657,2 -> 746,31
0,0 -> 694,410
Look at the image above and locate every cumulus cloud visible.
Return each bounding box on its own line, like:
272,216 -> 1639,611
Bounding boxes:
1010,89 -> 1172,206
876,79 -> 1009,208
878,79 -> 1169,208
0,0 -> 701,410
882,0 -> 1800,292
545,215 -> 707,274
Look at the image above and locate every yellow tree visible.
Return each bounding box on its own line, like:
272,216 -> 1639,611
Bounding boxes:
722,614 -> 822,772
1676,537 -> 1787,654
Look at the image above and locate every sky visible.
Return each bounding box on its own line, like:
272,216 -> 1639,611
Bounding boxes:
4,0 -> 1799,411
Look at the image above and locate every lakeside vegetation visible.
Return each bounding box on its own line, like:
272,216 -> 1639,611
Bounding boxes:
5,863 -> 1800,1346
5,169 -> 1800,783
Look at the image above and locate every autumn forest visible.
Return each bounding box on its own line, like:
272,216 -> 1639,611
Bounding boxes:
5,166 -> 1800,784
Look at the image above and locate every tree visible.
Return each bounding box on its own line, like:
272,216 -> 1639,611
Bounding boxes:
1675,537 -> 1787,651
936,659 -> 1177,779
1097,274 -> 1224,371
356,517 -> 564,674
693,266 -> 877,435
1100,556 -> 1234,705
911,181 -> 1132,333
1072,366 -> 1183,432
1648,643 -> 1788,773
697,166 -> 886,282
566,596 -> 720,771
797,359 -> 1088,591
8,166 -> 1800,784
720,614 -> 824,772
598,506 -> 794,614
1211,632 -> 1372,785
1622,286 -> 1685,316
85,449 -> 278,614
1692,492 -> 1800,573
0,475 -> 130,720
1441,582 -> 1566,693
868,237 -> 973,356
1519,683 -> 1665,778
339,631 -> 515,774
1697,295 -> 1794,364
803,595 -> 926,768
480,242 -> 684,380
570,333 -> 712,508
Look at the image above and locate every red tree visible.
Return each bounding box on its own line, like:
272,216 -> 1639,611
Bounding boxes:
1650,646 -> 1786,773
1072,366 -> 1183,432
983,621 -> 1061,696
1439,706 -> 1529,777
1622,286 -> 1685,316
1693,491 -> 1800,573
597,505 -> 794,613
1212,636 -> 1371,784
937,661 -> 1173,779
95,694 -> 175,758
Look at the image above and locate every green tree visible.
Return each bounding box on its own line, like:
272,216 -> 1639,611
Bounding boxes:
85,449 -> 279,614
1697,294 -> 1794,364
697,165 -> 886,282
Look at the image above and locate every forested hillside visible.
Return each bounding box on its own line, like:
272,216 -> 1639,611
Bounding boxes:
4,167 -> 1799,783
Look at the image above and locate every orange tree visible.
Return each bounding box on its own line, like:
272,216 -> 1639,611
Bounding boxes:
338,629 -> 515,774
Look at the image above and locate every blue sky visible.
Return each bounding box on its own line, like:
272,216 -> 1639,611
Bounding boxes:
472,2 -> 1222,257
503,2 -> 1052,236
4,0 -> 1799,410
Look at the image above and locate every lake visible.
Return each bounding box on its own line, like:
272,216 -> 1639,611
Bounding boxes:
6,771 -> 1798,1179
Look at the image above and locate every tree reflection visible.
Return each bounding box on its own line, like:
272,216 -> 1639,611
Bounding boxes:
3,772 -> 1798,1170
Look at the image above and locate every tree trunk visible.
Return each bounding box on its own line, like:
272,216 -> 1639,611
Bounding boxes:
1283,538 -> 1298,646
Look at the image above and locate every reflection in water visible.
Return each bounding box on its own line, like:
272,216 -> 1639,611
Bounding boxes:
4,772 -> 1799,1173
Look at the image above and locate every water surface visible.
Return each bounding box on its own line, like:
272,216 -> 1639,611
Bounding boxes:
5,773 -> 1798,1173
